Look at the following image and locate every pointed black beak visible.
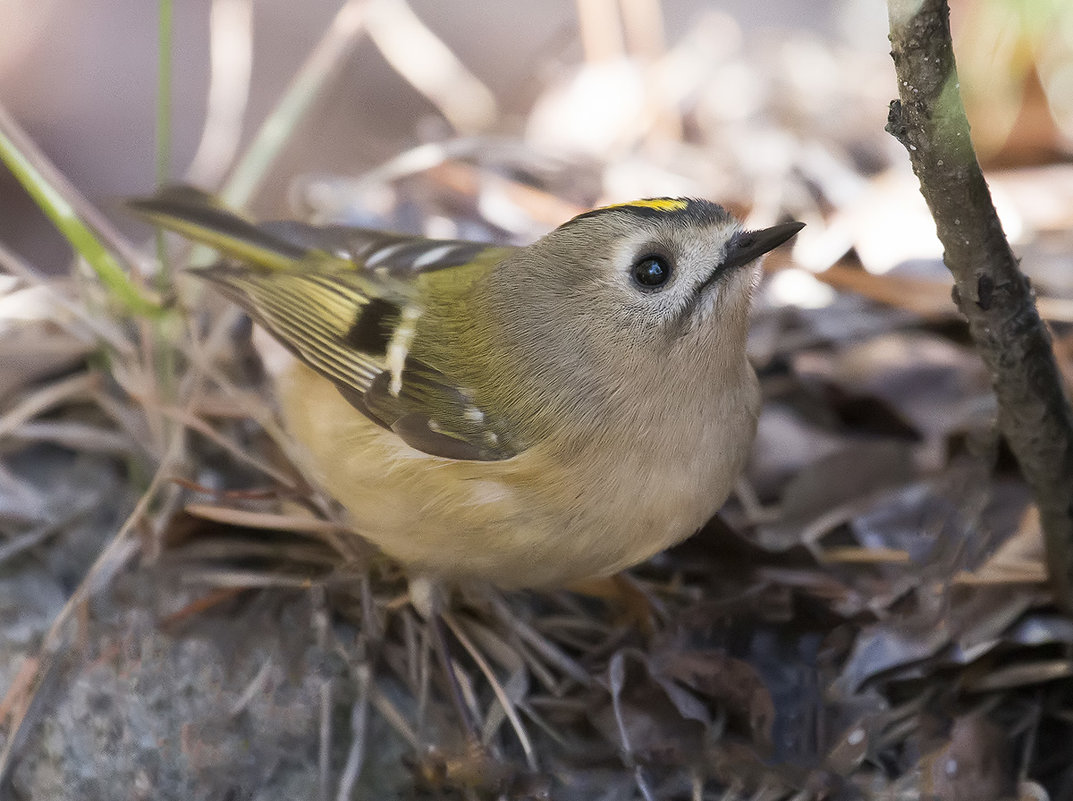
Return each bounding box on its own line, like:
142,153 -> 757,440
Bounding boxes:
721,221 -> 805,272
698,221 -> 804,294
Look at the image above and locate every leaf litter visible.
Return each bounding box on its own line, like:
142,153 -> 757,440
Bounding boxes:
1,3 -> 1072,799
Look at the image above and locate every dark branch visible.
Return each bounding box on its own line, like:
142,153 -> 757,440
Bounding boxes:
886,0 -> 1073,606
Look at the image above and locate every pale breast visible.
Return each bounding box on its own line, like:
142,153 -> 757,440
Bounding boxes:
271,356 -> 758,587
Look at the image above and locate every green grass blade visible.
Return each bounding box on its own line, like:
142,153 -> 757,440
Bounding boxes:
0,107 -> 164,318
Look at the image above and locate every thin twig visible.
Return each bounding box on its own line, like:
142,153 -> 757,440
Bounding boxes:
4,421 -> 138,457
0,372 -> 98,440
0,240 -> 134,356
156,404 -> 300,489
429,612 -> 481,742
576,0 -> 625,63
443,613 -> 539,771
227,658 -> 274,717
608,650 -> 656,801
364,0 -> 496,133
313,586 -> 333,801
334,663 -> 371,801
368,684 -> 420,749
186,0 -> 254,188
222,0 -> 369,209
183,504 -> 347,534
0,505 -> 92,568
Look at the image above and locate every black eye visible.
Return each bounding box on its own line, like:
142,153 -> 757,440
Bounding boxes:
631,255 -> 672,289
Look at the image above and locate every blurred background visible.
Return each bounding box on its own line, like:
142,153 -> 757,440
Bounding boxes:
2,0 -> 1070,283
1,0 -> 894,267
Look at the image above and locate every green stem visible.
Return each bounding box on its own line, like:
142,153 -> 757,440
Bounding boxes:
0,107 -> 163,318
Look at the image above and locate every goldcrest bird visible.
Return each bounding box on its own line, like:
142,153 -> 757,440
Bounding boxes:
130,188 -> 802,588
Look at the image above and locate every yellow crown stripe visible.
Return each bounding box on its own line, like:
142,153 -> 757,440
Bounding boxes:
597,198 -> 690,213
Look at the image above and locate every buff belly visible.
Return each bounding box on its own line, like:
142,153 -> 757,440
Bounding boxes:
268,347 -> 757,588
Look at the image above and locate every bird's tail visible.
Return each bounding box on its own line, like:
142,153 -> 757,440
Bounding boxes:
127,185 -> 311,272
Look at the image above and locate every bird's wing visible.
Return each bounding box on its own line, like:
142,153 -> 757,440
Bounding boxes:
129,185 -> 522,461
